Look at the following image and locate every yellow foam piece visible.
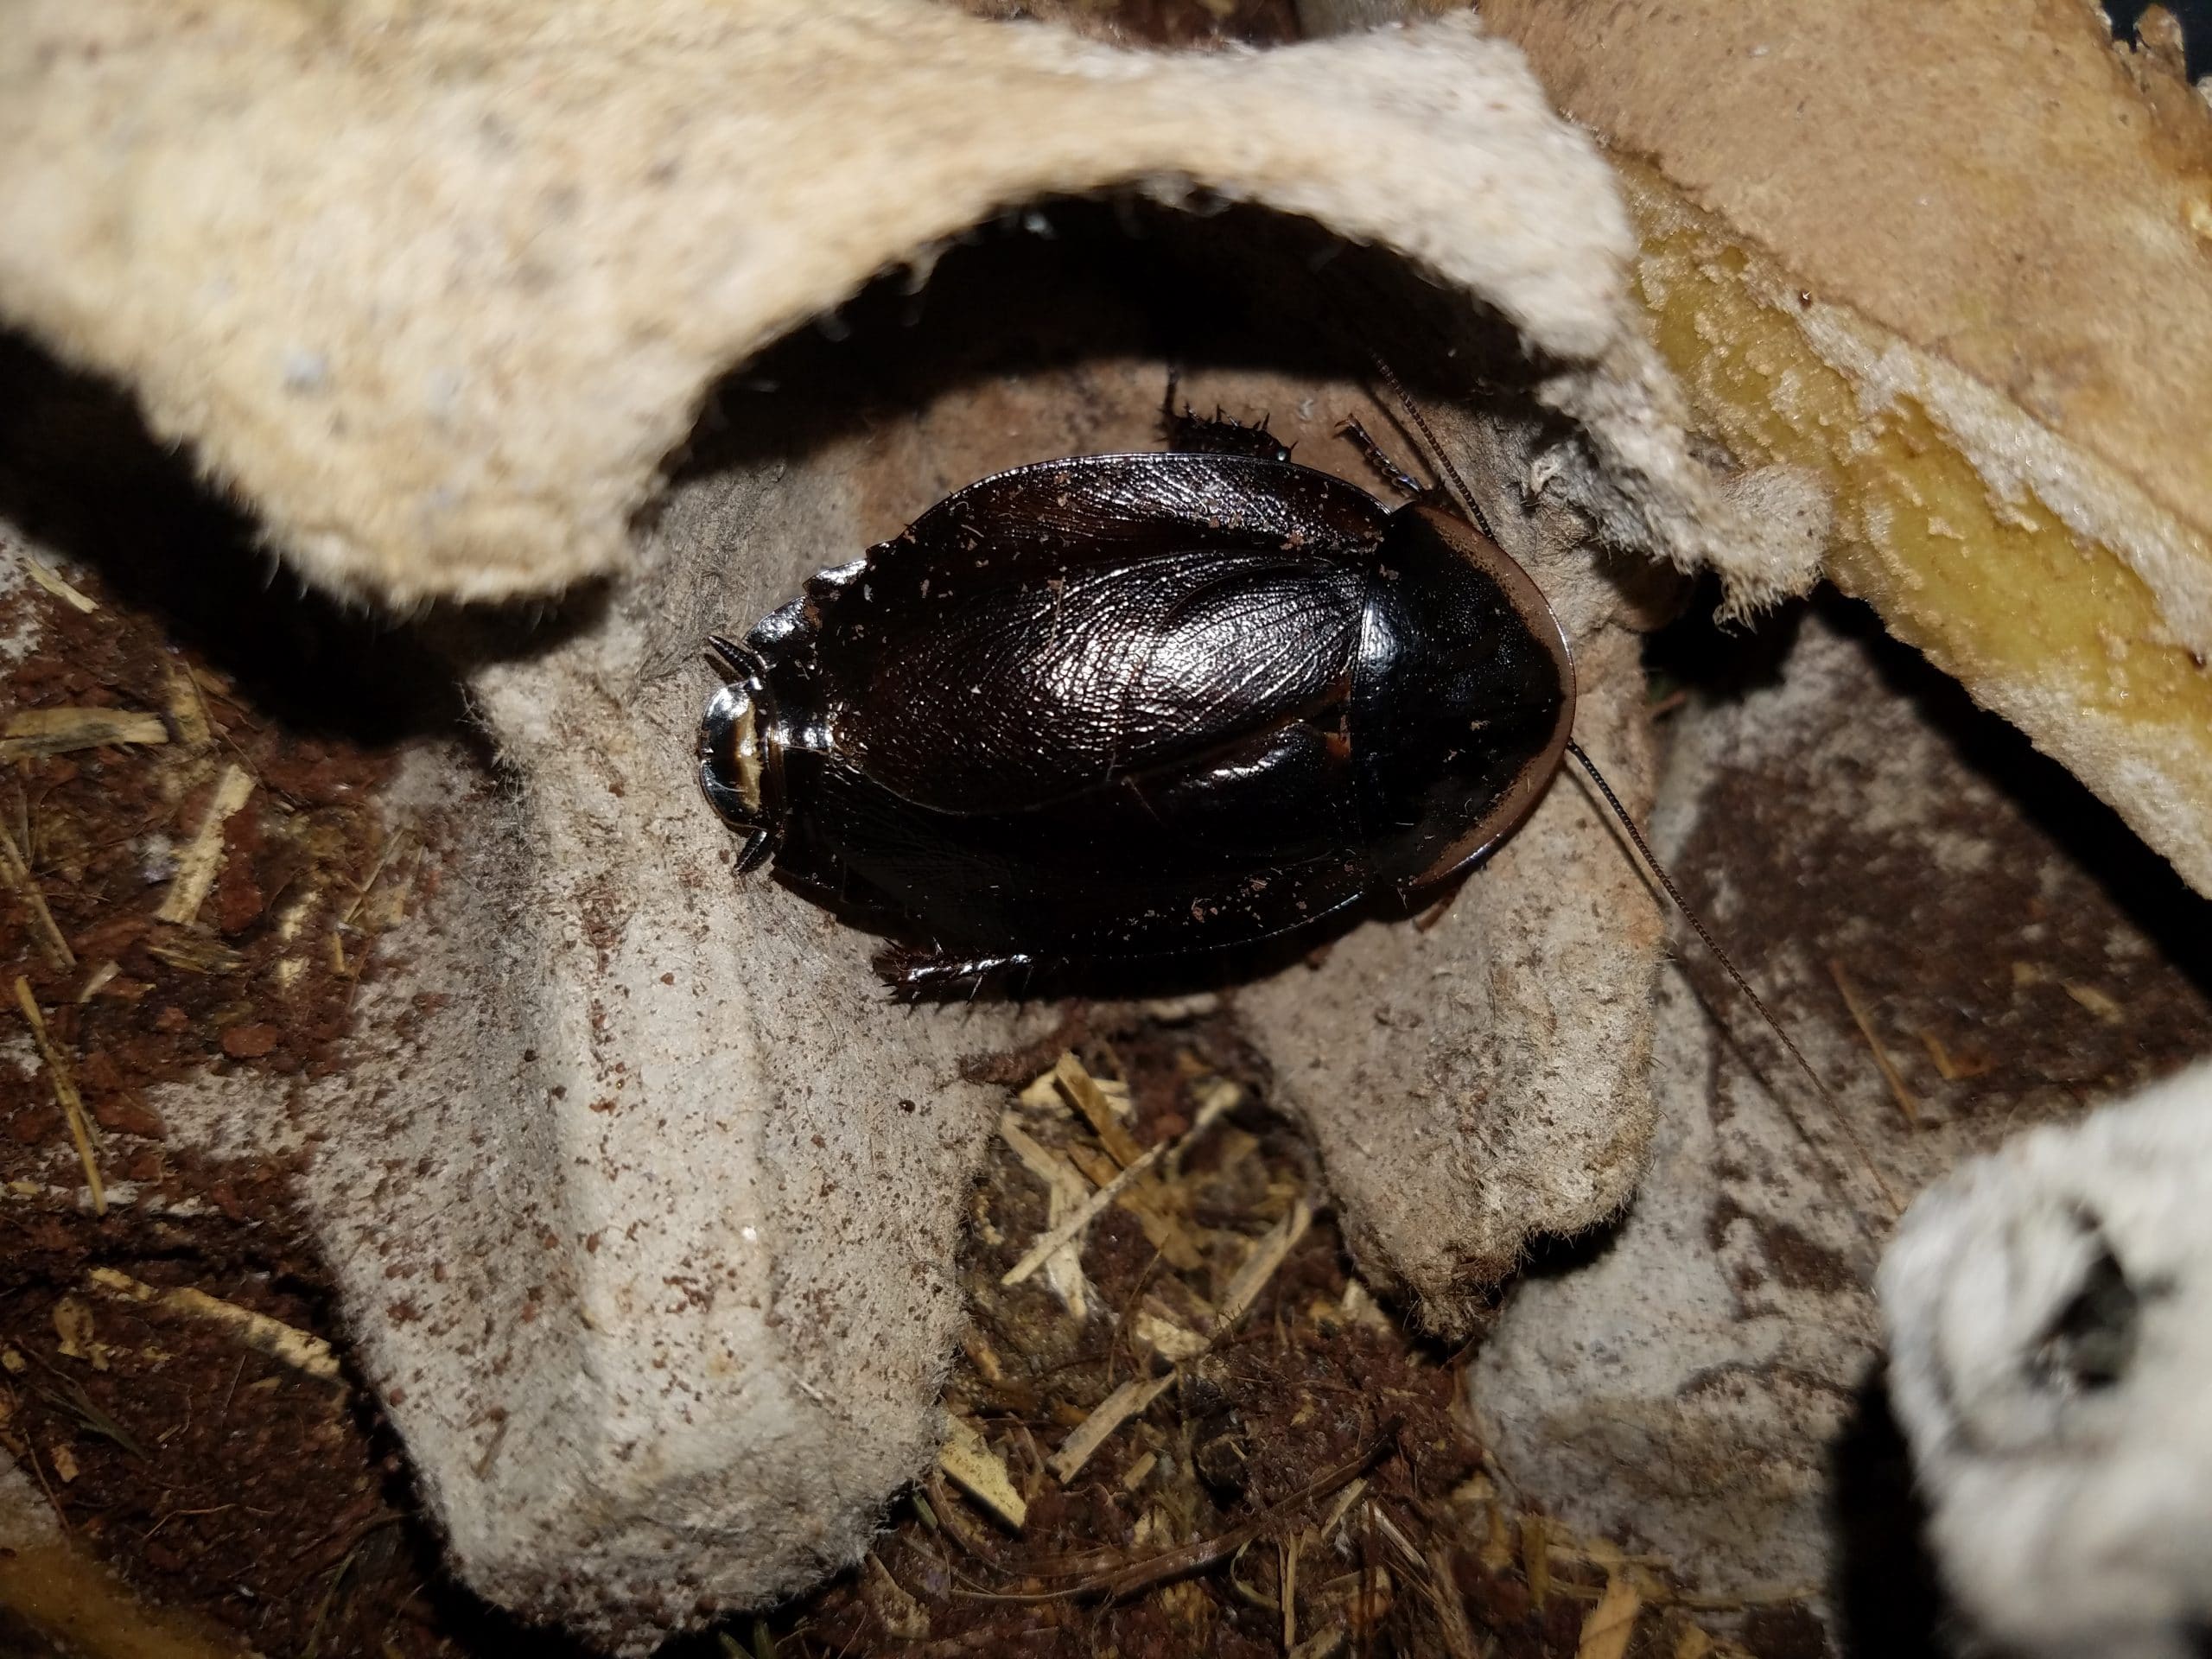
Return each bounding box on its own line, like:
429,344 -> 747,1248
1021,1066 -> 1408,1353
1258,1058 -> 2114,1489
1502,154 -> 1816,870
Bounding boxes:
1634,162 -> 2210,715
1481,1 -> 2212,895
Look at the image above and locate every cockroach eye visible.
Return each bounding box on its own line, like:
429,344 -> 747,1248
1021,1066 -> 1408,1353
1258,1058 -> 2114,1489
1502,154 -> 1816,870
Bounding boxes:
697,634 -> 782,874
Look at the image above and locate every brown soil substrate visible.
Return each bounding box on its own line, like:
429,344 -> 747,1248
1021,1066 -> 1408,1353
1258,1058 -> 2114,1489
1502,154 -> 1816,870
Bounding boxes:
3,1216 -> 436,1657
733,1016 -> 1779,1659
0,333 -> 509,1658
0,562 -> 399,1194
1,988 -> 1770,1659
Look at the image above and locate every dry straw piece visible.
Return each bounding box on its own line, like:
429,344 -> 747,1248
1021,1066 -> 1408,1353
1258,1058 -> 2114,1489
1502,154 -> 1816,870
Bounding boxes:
153,763 -> 254,927
0,820 -> 74,973
11,976 -> 103,1215
0,708 -> 168,761
86,1268 -> 343,1382
937,1414 -> 1027,1530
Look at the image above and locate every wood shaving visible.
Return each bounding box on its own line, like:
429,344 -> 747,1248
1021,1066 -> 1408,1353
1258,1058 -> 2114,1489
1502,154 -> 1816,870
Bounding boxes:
1522,1512 -> 1554,1611
52,1296 -> 104,1369
1367,1503 -> 1427,1574
1065,1141 -> 1203,1271
1001,1139 -> 1167,1289
1313,1565 -> 1393,1635
86,1267 -> 342,1382
861,1554 -> 929,1641
1215,1199 -> 1314,1330
0,708 -> 169,760
154,762 -> 255,926
998,1115 -> 1094,1317
2064,981 -> 2124,1022
162,660 -> 214,748
1052,1051 -> 1144,1168
143,932 -> 246,975
959,1331 -> 1005,1386
1130,1307 -> 1207,1363
1576,1574 -> 1643,1659
1319,1476 -> 1367,1542
16,556 -> 97,614
1166,1078 -> 1243,1179
1016,1067 -> 1065,1114
1425,1543 -> 1488,1659
1046,1371 -> 1175,1484
938,1414 -> 1027,1531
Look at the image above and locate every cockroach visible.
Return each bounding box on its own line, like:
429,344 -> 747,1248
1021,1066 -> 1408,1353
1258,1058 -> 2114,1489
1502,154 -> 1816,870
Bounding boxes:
696,364 -> 1829,1109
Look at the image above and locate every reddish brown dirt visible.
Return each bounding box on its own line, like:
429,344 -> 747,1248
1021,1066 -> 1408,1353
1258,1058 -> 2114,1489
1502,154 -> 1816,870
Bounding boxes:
0,335 -> 501,1658
755,1018 -> 1758,1659
0,565 -> 399,1193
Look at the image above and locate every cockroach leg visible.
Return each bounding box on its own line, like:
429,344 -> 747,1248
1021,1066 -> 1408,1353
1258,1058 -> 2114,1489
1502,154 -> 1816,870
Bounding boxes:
1337,415 -> 1426,500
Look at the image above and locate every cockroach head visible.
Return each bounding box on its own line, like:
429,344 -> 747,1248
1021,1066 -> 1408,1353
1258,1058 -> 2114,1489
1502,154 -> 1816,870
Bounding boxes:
698,634 -> 784,873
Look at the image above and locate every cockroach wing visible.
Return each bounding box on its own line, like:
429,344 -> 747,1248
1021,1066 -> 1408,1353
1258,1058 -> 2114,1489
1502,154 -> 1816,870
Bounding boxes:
812,454 -> 1386,815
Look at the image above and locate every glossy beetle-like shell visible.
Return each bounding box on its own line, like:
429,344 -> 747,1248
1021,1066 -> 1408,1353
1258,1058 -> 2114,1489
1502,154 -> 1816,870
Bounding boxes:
700,449 -> 1573,980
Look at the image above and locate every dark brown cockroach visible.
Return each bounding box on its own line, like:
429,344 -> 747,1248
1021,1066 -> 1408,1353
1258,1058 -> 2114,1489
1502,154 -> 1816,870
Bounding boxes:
699,391 -> 1563,991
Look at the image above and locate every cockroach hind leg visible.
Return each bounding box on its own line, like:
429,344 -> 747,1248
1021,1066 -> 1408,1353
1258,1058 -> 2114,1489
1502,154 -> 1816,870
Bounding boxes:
872,943 -> 1038,1002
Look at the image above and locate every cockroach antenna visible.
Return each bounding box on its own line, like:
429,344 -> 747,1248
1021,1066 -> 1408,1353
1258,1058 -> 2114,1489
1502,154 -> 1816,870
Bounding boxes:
1367,353 -> 1901,1219
1568,740 -> 1901,1220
